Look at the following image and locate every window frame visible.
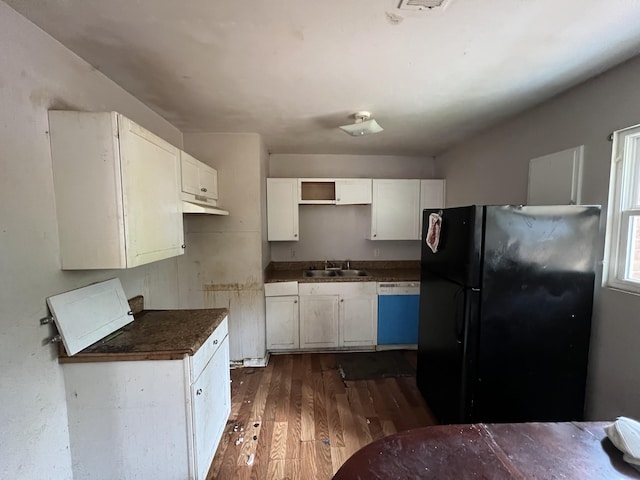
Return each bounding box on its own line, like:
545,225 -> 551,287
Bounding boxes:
604,123 -> 640,294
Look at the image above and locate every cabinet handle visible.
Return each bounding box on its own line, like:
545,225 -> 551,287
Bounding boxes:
373,234 -> 377,238
294,300 -> 298,304
212,339 -> 218,345
294,234 -> 298,237
181,244 -> 186,249
201,187 -> 207,192
340,299 -> 344,303
196,388 -> 203,395
337,198 -> 341,202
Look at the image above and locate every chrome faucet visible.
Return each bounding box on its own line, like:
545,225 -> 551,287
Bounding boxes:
345,260 -> 350,270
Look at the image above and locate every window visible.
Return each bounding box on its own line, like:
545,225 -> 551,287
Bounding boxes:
604,124 -> 640,293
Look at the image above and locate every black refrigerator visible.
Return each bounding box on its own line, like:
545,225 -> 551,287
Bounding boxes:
417,205 -> 600,424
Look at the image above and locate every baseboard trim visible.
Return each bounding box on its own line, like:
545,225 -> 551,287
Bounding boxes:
243,352 -> 270,367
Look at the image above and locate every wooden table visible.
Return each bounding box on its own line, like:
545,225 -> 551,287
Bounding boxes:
333,422 -> 640,479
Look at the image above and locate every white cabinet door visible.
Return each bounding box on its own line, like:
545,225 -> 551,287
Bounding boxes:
181,150 -> 218,202
418,179 -> 446,240
336,179 -> 372,204
192,335 -> 230,480
527,146 -> 583,205
340,294 -> 378,347
119,116 -> 184,267
371,179 -> 421,240
200,165 -> 218,201
267,178 -> 299,241
299,295 -> 339,348
266,296 -> 300,350
48,111 -> 184,269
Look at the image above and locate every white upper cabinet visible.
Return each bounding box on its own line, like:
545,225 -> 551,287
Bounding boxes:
371,179 -> 421,240
527,146 -> 583,205
181,150 -> 218,202
298,178 -> 372,204
267,178 -> 299,241
48,111 -> 184,269
418,179 -> 446,239
336,179 -> 372,204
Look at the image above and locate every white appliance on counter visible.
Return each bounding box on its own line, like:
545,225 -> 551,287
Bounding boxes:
47,278 -> 230,480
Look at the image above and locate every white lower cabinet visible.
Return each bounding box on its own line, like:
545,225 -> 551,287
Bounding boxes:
265,281 -> 300,350
299,282 -> 377,349
299,294 -> 340,348
62,318 -> 230,480
266,296 -> 300,350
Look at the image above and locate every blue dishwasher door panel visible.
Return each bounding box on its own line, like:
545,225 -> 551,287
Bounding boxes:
377,295 -> 420,345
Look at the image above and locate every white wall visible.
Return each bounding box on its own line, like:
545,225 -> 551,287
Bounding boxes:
269,154 -> 436,261
436,54 -> 640,420
0,3 -> 184,478
178,133 -> 268,362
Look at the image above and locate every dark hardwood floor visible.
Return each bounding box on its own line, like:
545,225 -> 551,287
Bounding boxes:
207,351 -> 436,479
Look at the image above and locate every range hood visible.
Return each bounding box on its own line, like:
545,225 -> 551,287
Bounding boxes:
181,193 -> 229,216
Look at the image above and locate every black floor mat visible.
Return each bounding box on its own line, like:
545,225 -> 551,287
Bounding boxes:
335,351 -> 415,381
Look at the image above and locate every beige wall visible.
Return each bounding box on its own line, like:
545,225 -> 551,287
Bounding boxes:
0,3 -> 183,478
179,133 -> 268,362
269,154 -> 436,261
436,54 -> 640,420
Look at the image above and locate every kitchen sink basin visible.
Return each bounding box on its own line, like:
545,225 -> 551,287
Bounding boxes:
337,269 -> 370,277
303,270 -> 338,278
303,269 -> 370,278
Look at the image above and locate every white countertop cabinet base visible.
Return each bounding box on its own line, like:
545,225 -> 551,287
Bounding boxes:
62,318 -> 230,480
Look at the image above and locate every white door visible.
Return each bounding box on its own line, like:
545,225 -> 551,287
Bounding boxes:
299,295 -> 339,348
119,115 -> 184,267
340,295 -> 377,347
192,336 -> 229,480
266,296 -> 300,350
267,178 -> 299,241
336,179 -> 372,204
199,165 -> 218,201
371,179 -> 421,240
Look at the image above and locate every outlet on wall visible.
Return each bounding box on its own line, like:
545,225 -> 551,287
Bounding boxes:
373,248 -> 380,258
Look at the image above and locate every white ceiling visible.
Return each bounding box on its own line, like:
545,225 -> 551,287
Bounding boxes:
7,0 -> 640,156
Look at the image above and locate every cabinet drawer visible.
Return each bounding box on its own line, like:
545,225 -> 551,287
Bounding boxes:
265,281 -> 299,297
299,281 -> 377,296
191,316 -> 228,382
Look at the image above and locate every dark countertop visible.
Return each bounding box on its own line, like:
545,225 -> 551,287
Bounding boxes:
264,261 -> 420,283
333,422 -> 640,479
58,308 -> 228,363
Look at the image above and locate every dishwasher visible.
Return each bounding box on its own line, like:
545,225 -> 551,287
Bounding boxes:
377,282 -> 420,346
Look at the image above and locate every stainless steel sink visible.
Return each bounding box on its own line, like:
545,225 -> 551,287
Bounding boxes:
337,269 -> 370,277
303,269 -> 370,278
303,270 -> 339,278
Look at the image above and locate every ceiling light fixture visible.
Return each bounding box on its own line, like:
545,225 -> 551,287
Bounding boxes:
339,111 -> 384,136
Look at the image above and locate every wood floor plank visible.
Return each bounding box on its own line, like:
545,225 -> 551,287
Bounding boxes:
345,383 -> 374,445
300,370 -> 316,441
313,372 -> 330,443
209,351 -> 435,479
266,459 -> 284,480
269,421 -> 288,460
285,378 -> 302,460
300,440 -> 319,479
247,419 -> 272,480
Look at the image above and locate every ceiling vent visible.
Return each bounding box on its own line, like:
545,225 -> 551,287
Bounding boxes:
398,0 -> 447,10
